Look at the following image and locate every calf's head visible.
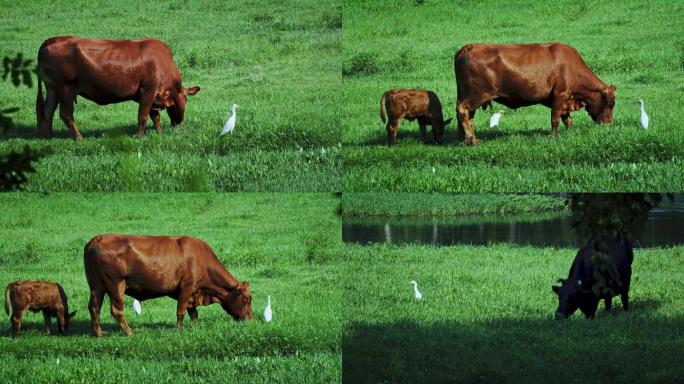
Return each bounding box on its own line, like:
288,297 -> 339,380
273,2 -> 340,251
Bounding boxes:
551,278 -> 583,319
155,86 -> 201,125
586,85 -> 616,125
221,281 -> 254,321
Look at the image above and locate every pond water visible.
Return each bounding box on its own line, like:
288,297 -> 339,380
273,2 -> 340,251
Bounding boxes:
343,197 -> 684,248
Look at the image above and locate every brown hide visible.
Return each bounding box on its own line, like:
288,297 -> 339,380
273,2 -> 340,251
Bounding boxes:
83,234 -> 252,337
454,43 -> 616,145
380,88 -> 452,146
4,280 -> 75,337
36,36 -> 200,140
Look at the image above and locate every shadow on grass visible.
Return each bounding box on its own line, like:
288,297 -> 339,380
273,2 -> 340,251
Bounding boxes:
3,318 -> 176,338
355,124 -> 552,147
343,302 -> 682,383
0,123 -> 154,140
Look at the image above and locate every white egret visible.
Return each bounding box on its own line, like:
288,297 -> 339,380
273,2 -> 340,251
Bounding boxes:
639,100 -> 649,129
264,295 -> 273,323
220,103 -> 239,135
132,299 -> 142,316
410,280 -> 423,301
489,110 -> 503,128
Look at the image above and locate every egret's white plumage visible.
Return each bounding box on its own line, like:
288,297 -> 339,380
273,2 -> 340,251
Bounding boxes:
220,104 -> 239,135
132,299 -> 142,316
410,280 -> 422,301
489,110 -> 503,128
639,100 -> 649,129
264,295 -> 273,322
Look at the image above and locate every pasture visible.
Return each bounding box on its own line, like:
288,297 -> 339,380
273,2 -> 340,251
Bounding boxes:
342,1 -> 684,192
0,0 -> 340,192
0,193 -> 341,383
342,243 -> 684,383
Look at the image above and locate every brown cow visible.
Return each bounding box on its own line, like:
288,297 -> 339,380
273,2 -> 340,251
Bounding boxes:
454,43 -> 616,145
380,88 -> 452,146
83,234 -> 253,337
4,280 -> 77,337
36,36 -> 200,140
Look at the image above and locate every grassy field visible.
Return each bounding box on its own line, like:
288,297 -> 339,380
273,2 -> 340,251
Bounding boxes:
342,0 -> 684,192
342,193 -> 567,216
343,243 -> 684,383
0,0 -> 341,192
0,193 -> 341,383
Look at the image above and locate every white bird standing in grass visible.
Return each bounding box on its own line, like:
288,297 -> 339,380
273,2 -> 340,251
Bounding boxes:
264,295 -> 273,322
489,110 -> 503,128
639,100 -> 649,129
410,280 -> 422,301
220,103 -> 239,135
132,299 -> 142,316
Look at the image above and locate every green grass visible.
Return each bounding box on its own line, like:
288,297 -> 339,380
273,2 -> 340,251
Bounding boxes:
0,193 -> 341,383
0,0 -> 341,192
342,193 -> 567,216
343,243 -> 684,383
342,0 -> 684,192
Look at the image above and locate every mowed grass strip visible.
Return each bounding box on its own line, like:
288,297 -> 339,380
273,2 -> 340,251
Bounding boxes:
0,193 -> 341,383
342,243 -> 684,383
342,0 -> 684,192
0,0 -> 341,192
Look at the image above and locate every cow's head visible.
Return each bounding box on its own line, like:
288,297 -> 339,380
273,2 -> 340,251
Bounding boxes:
155,86 -> 201,125
433,118 -> 453,144
552,278 -> 584,319
586,85 -> 616,125
221,281 -> 254,321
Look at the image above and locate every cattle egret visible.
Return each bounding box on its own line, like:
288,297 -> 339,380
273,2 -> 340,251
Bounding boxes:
132,299 -> 142,316
489,110 -> 503,128
264,295 -> 273,323
410,280 -> 423,301
220,103 -> 238,135
639,100 -> 649,129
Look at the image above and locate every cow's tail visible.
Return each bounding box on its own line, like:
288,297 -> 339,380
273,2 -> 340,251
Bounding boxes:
4,284 -> 11,316
380,92 -> 388,123
36,77 -> 45,134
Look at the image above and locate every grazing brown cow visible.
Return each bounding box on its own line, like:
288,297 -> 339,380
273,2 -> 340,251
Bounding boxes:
454,43 -> 616,145
380,89 -> 452,146
36,36 -> 200,140
4,280 -> 76,337
83,234 -> 253,337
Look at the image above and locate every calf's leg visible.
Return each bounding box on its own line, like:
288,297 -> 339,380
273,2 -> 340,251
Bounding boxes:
187,307 -> 199,321
418,120 -> 427,142
42,310 -> 52,335
88,289 -> 105,337
561,112 -> 572,129
386,119 -> 401,146
10,309 -> 26,337
150,110 -> 161,133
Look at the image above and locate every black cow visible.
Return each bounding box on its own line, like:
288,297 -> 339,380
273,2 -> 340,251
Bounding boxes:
552,237 -> 633,319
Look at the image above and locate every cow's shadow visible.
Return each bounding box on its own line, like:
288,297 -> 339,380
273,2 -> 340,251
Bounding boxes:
0,123 -> 156,140
355,125 -> 552,147
2,318 -> 178,338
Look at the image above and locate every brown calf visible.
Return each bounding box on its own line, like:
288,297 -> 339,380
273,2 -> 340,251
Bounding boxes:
380,89 -> 452,146
4,280 -> 76,337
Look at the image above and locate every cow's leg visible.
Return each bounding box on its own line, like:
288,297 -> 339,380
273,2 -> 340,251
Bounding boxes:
621,291 -> 629,311
387,119 -> 401,146
456,101 -> 478,145
150,110 -> 161,133
88,289 -> 105,337
418,120 -> 427,142
42,88 -> 58,138
58,92 -> 83,141
605,296 -> 612,311
550,97 -> 568,137
176,290 -> 193,329
42,310 -> 52,335
10,309 -> 26,337
109,283 -> 133,336
136,93 -> 155,137
187,307 -> 199,321
561,112 -> 572,129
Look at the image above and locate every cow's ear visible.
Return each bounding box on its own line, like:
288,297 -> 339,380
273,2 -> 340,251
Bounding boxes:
184,86 -> 200,96
552,286 -> 560,294
68,310 -> 77,319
